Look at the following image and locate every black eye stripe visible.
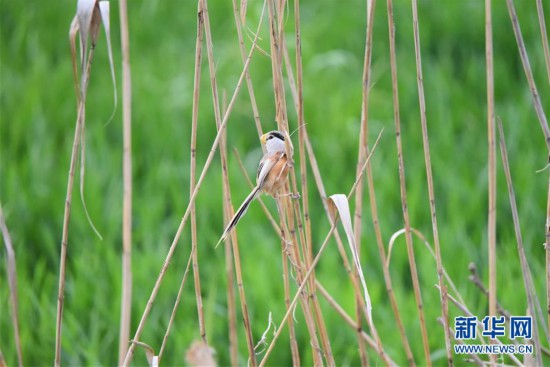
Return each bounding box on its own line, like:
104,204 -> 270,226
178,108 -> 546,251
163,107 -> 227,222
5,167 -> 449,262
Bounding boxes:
270,131 -> 285,141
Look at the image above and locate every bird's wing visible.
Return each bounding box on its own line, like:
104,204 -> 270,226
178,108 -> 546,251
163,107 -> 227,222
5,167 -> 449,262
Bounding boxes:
257,151 -> 284,186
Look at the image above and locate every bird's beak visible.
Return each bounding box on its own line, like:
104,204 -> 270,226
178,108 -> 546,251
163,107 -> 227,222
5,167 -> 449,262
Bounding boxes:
260,133 -> 267,144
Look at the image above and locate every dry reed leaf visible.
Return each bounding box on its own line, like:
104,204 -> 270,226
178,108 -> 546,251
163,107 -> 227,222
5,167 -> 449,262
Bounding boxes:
387,228 -> 465,305
98,1 -> 117,125
130,340 -> 158,367
69,17 -> 81,103
328,194 -> 373,325
76,0 -> 95,55
73,0 -> 118,240
185,341 -> 216,367
79,125 -> 103,240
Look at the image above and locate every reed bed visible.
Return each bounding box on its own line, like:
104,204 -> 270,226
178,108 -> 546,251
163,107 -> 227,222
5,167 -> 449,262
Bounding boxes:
1,0 -> 549,366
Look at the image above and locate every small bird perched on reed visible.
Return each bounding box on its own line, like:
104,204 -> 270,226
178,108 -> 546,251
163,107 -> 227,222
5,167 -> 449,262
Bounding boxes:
216,130 -> 291,247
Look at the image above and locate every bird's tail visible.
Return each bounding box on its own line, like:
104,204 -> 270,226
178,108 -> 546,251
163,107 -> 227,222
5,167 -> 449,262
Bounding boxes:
215,186 -> 261,248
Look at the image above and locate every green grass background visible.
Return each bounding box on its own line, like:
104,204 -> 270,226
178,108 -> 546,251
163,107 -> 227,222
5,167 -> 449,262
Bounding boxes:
1,0 -> 549,365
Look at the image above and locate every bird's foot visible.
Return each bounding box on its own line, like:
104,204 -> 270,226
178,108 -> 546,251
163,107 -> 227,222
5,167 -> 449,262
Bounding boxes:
277,192 -> 301,200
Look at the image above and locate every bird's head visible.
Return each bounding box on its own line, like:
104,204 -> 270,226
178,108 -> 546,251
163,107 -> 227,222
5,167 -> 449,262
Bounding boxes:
260,130 -> 286,153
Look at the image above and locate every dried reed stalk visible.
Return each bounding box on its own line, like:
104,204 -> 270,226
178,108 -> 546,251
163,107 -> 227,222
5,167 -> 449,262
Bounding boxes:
221,95 -> 240,367
226,210 -> 257,366
56,46 -> 95,367
190,0 -> 207,344
223,205 -> 239,367
122,3 -> 267,363
0,205 -> 23,367
485,9 -> 497,367
118,0 -> 133,363
158,1 -> 206,359
277,205 -> 301,366
366,158 -> 415,365
386,0 -> 431,364
203,0 -> 258,361
353,0 -> 376,363
293,0 -> 311,294
498,119 -> 543,366
231,0 -> 263,137
410,0 -> 452,364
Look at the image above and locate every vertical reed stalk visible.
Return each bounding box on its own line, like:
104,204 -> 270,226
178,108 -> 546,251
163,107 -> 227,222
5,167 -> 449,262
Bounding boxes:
410,0 -> 452,364
485,4 -> 497,365
0,205 -> 23,367
293,0 -> 312,292
535,0 -> 550,83
231,0 -> 263,137
367,154 -> 415,366
353,0 -> 376,363
292,0 -> 310,295
55,47 -> 94,367
223,208 -> 239,367
505,0 -> 550,336
277,209 -> 302,366
158,2 -> 206,358
228,222 -> 257,366
122,5 -> 266,363
204,0 -> 258,360
221,96 -> 240,367
275,196 -> 324,366
118,0 -> 133,363
498,120 -> 543,366
191,0 -> 208,345
386,0 -> 431,364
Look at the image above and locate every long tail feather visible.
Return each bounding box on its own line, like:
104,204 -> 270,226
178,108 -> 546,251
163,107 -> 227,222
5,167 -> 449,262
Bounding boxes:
215,186 -> 261,248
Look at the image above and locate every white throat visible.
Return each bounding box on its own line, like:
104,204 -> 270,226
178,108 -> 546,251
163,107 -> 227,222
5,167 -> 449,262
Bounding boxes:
265,138 -> 286,153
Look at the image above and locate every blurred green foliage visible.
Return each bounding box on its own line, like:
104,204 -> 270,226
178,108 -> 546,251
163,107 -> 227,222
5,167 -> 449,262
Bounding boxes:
1,0 -> 548,366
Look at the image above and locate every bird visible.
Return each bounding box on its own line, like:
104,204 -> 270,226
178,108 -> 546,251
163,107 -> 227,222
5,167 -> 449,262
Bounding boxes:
216,130 -> 291,247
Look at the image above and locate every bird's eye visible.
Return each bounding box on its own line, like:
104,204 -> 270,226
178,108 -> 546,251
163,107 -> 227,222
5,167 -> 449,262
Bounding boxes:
267,136 -> 273,140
